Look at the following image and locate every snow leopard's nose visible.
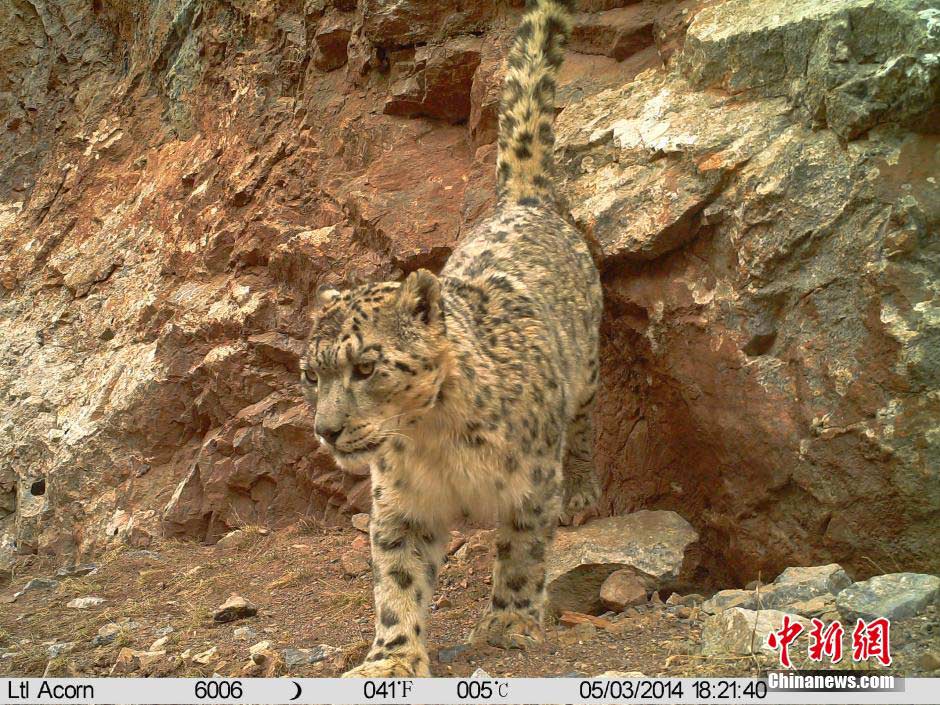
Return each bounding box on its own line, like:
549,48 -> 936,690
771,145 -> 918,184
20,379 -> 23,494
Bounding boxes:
317,423 -> 344,445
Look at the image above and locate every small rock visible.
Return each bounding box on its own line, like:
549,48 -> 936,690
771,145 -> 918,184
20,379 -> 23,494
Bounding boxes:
92,624 -> 121,646
192,646 -> 218,665
282,645 -> 338,667
340,550 -> 370,577
745,579 -> 764,591
679,593 -> 705,606
701,608 -> 810,657
675,605 -> 692,619
233,626 -> 257,641
447,531 -> 467,555
22,578 -> 59,593
559,610 -> 614,629
213,594 -> 258,622
596,670 -> 648,678
650,591 -> 663,605
557,622 -> 596,646
55,563 -> 98,578
701,589 -> 754,614
249,647 -> 279,668
110,648 -> 166,674
249,640 -> 272,656
547,511 -> 698,614
836,573 -> 940,621
453,529 -> 495,561
600,569 -> 648,611
432,595 -> 452,610
753,564 -> 853,610
350,535 -> 369,550
149,636 -> 170,651
470,667 -> 492,678
773,565 -> 853,590
437,643 -> 471,664
47,642 -> 77,659
917,651 -> 940,672
351,513 -> 370,532
155,626 -> 174,637
67,596 -> 105,609
787,594 -> 837,618
216,530 -> 251,551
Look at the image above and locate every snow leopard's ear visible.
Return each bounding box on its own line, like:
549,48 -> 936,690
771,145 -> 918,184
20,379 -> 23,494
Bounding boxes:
316,283 -> 342,305
398,269 -> 442,325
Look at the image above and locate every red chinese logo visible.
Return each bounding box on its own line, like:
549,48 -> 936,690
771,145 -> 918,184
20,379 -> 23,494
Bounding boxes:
766,615 -> 805,668
767,616 -> 892,668
809,618 -> 844,663
851,617 -> 892,667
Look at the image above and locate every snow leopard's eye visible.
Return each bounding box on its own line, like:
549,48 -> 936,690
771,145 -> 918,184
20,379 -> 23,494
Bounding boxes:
302,368 -> 318,386
353,361 -> 375,380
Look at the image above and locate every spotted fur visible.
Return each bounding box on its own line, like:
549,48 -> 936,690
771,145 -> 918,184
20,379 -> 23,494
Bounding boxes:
302,0 -> 601,678
497,0 -> 573,206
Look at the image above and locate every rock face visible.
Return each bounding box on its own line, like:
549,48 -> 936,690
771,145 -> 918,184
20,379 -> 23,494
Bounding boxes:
702,563 -> 853,614
546,511 -> 699,614
701,608 -> 811,658
557,0 -> 940,584
0,0 -> 937,588
836,573 -> 940,621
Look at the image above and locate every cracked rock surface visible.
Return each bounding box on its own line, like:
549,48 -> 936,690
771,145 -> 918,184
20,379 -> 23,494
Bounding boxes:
0,0 -> 937,587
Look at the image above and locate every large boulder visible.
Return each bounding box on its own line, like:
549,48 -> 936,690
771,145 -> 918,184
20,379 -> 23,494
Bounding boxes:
546,511 -> 699,614
836,573 -> 940,621
701,607 -> 811,658
680,0 -> 940,138
703,564 -> 852,614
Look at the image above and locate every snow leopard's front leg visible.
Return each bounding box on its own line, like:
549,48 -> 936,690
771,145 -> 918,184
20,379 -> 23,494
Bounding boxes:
343,507 -> 445,678
471,470 -> 561,650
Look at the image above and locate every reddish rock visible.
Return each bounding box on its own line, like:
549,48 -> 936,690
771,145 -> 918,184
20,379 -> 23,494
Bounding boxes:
600,569 -> 649,611
313,10 -> 354,71
361,0 -> 494,48
384,37 -> 483,123
468,46 -> 504,148
351,513 -> 370,533
570,6 -> 656,61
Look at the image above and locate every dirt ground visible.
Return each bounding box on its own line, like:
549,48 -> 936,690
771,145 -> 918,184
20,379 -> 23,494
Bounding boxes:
0,525 -> 934,680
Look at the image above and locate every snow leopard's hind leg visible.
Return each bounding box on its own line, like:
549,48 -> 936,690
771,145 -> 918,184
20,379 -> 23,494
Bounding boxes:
560,371 -> 600,526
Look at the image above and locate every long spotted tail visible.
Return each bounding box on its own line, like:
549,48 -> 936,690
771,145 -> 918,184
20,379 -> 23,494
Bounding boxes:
496,0 -> 573,207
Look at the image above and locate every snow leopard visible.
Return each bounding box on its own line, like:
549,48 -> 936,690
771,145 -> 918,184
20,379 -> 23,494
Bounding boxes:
302,0 -> 602,677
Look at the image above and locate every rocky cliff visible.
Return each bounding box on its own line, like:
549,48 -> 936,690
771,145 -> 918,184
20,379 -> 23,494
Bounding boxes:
1,0 -> 937,586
